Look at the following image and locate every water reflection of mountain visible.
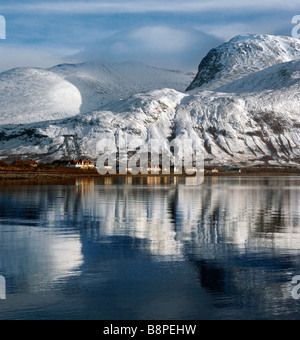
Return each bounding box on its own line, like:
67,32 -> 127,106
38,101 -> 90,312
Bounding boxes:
1,177 -> 300,318
1,177 -> 300,269
71,177 -> 300,257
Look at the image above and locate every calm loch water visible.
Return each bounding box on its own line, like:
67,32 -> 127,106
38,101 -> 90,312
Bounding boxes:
0,176 -> 300,320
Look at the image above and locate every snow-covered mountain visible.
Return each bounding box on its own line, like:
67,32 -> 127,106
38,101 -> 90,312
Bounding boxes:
0,68 -> 82,125
51,61 -> 194,114
1,59 -> 300,166
0,89 -> 189,162
179,60 -> 300,166
0,34 -> 299,167
187,34 -> 300,91
0,61 -> 194,125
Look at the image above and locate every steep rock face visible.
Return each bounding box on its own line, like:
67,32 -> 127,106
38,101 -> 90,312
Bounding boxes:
186,34 -> 300,91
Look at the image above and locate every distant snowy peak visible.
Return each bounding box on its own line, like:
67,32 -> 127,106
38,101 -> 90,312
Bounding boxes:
50,61 -> 195,113
187,34 -> 300,91
0,61 -> 194,126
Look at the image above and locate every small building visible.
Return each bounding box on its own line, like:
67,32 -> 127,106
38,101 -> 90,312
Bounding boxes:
147,165 -> 161,173
205,168 -> 219,174
67,159 -> 95,170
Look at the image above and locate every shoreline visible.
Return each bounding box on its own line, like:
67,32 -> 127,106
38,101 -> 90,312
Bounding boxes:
0,168 -> 300,182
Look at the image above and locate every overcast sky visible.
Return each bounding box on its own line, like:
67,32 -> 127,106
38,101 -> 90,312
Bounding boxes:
0,0 -> 299,72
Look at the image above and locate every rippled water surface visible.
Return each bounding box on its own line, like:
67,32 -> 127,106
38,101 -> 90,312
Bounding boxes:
0,176 -> 300,320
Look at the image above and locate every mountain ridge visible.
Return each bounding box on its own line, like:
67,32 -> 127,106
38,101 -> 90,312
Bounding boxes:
0,34 -> 299,167
187,34 -> 300,91
0,61 -> 194,125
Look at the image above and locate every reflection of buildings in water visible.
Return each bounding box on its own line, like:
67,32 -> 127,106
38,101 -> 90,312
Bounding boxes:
104,177 -> 113,186
125,177 -> 132,185
76,178 -> 95,194
90,176 -> 180,187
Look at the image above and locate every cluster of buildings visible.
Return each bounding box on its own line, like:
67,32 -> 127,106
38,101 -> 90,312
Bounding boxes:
61,134 -> 244,174
65,160 -> 242,175
205,166 -> 242,174
67,159 -> 95,170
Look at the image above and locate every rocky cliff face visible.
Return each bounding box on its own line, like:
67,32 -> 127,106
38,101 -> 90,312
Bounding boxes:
186,34 -> 300,91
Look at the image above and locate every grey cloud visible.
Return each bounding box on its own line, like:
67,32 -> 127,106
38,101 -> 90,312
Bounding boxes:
74,26 -> 224,70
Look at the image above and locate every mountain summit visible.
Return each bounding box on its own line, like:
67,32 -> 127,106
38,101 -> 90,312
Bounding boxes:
186,34 -> 300,91
0,34 -> 300,167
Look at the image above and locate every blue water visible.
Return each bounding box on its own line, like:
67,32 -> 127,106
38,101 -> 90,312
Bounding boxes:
0,176 -> 300,320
